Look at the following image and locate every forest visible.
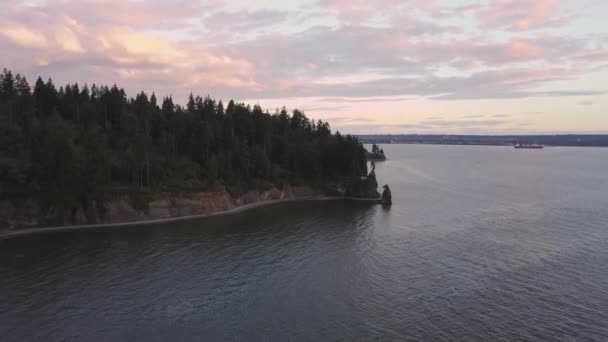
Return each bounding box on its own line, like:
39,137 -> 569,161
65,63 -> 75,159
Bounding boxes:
0,68 -> 370,208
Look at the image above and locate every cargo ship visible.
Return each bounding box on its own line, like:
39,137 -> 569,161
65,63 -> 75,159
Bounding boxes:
514,144 -> 543,149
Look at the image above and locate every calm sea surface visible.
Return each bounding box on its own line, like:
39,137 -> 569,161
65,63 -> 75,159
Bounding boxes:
2,145 -> 608,341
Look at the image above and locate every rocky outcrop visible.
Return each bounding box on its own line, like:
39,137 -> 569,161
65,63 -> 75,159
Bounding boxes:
366,144 -> 387,161
381,185 -> 392,205
0,185 -> 324,231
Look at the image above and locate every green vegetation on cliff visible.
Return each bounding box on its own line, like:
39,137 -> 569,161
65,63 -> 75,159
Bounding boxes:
0,68 -> 372,211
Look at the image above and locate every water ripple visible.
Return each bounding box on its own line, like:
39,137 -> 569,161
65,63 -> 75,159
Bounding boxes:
2,146 -> 608,341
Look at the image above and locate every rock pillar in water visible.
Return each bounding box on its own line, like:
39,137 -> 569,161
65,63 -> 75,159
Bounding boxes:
381,185 -> 392,205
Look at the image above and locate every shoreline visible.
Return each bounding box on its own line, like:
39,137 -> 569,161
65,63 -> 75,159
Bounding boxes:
0,196 -> 380,240
363,142 -> 608,148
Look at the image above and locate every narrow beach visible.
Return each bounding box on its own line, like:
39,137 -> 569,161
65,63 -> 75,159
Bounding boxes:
0,196 -> 380,240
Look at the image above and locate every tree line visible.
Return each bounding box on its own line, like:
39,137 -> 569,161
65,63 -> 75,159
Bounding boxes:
0,68 -> 369,207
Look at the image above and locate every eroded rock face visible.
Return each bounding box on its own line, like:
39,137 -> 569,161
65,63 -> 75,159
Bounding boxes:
105,197 -> 143,223
72,207 -> 88,225
148,199 -> 173,219
237,191 -> 262,205
0,185 -> 323,230
290,186 -> 317,198
0,199 -> 40,229
265,188 -> 283,200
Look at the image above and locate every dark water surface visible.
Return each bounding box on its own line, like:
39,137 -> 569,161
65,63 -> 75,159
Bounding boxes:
2,145 -> 608,341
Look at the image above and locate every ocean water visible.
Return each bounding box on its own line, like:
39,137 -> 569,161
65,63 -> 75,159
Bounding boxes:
2,144 -> 608,341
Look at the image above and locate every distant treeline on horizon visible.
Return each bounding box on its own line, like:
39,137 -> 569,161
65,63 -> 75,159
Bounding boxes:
358,134 -> 608,147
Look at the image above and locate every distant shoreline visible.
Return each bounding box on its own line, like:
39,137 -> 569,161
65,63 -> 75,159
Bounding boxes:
363,142 -> 608,148
0,196 -> 380,240
358,134 -> 608,147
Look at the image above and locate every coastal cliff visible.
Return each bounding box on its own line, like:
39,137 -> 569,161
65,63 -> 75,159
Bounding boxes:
0,185 -> 323,231
0,69 -> 379,233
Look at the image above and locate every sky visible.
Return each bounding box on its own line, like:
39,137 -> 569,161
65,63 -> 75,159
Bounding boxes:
1,0 -> 607,134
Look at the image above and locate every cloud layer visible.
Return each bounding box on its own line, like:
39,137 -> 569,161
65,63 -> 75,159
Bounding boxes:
1,0 -> 606,132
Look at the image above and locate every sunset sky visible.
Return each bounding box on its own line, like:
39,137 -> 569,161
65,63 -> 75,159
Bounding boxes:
1,0 -> 607,134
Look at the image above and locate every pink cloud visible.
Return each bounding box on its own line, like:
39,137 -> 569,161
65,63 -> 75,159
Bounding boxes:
0,0 -> 604,104
504,40 -> 545,60
202,9 -> 287,34
0,2 -> 259,97
316,0 -> 419,24
317,0 -> 465,24
307,63 -> 320,71
578,48 -> 608,62
476,0 -> 569,31
0,24 -> 48,49
43,0 -> 210,27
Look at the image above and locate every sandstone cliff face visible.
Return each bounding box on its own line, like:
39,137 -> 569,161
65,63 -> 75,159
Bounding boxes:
0,185 -> 322,230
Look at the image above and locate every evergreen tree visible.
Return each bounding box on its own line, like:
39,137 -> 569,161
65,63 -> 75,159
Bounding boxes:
187,92 -> 195,113
1,69 -> 15,98
0,68 -> 371,207
150,92 -> 157,108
